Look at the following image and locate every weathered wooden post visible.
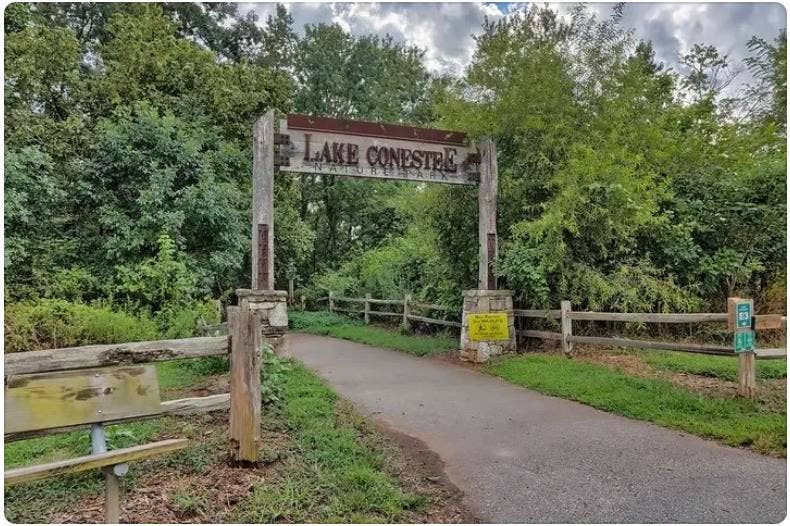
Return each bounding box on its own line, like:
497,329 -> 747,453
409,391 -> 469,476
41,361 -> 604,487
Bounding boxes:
478,137 -> 498,290
300,295 -> 306,311
561,300 -> 573,357
228,306 -> 261,462
460,137 -> 516,363
328,291 -> 334,314
728,297 -> 756,399
288,278 -> 294,305
403,294 -> 412,332
364,293 -> 372,325
252,111 -> 275,291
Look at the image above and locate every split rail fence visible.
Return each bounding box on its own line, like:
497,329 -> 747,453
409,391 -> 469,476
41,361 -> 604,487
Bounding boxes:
316,292 -> 786,398
319,291 -> 462,330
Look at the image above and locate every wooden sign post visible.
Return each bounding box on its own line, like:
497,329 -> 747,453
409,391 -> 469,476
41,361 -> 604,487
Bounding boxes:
728,297 -> 756,399
252,111 -> 276,291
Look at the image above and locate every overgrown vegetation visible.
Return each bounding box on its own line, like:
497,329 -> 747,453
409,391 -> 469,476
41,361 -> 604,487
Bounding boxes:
485,353 -> 786,456
4,3 -> 785,319
4,297 -> 219,352
289,310 -> 457,356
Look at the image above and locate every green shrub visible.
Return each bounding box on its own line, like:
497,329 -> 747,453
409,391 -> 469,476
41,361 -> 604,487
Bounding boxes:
289,311 -> 364,331
4,299 -> 159,352
157,299 -> 220,339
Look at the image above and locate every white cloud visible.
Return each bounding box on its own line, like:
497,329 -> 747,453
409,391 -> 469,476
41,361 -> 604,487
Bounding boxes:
242,2 -> 786,89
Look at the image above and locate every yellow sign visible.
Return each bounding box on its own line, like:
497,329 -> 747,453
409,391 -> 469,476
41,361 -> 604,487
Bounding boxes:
468,312 -> 509,341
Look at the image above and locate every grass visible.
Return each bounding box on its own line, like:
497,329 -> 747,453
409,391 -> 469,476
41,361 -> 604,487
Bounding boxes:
641,350 -> 787,381
289,310 -> 457,356
485,353 -> 786,456
5,356 -> 425,523
234,362 -> 424,523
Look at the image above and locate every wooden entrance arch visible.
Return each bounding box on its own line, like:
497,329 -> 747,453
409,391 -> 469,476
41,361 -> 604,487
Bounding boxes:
251,110 -> 498,292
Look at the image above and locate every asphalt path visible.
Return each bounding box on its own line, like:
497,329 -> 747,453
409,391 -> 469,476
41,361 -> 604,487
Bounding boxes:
287,333 -> 787,523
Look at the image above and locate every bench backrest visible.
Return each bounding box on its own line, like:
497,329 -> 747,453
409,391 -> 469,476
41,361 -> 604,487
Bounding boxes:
5,365 -> 162,434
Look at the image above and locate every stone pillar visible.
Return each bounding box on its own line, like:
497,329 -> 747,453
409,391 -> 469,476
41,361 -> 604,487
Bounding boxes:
460,289 -> 516,363
237,289 -> 288,355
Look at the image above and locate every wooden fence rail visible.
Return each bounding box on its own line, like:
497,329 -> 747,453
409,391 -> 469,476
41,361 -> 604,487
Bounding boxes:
320,292 -> 461,331
314,292 -> 785,398
515,298 -> 786,399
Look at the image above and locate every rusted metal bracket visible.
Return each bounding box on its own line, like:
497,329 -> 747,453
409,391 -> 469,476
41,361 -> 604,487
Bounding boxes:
274,133 -> 293,167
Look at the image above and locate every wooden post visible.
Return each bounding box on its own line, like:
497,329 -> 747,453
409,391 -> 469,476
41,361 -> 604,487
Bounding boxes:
228,306 -> 261,462
561,300 -> 573,357
300,295 -> 306,311
403,294 -> 412,331
478,137 -> 498,290
738,351 -> 756,399
364,293 -> 371,324
103,469 -> 121,523
328,291 -> 334,314
728,297 -> 756,399
252,111 -> 275,290
288,278 -> 294,305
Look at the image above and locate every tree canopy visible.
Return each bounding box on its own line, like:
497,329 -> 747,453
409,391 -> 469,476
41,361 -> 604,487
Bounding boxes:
5,3 -> 786,315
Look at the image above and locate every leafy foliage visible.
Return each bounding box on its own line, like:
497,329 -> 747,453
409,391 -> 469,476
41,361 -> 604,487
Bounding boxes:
4,2 -> 786,317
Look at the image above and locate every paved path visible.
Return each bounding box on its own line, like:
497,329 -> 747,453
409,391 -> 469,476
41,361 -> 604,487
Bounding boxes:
287,334 -> 787,523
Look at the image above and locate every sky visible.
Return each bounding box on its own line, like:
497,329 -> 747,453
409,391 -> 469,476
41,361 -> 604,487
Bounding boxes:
241,2 -> 786,92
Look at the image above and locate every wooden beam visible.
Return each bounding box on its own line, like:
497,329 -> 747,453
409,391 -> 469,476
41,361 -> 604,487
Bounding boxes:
364,293 -> 371,324
513,309 -> 562,319
754,314 -> 787,331
368,298 -> 405,305
333,296 -> 366,303
228,307 -> 261,463
478,138 -> 497,290
516,330 -> 563,340
755,348 -> 787,359
368,311 -> 402,318
4,439 -> 188,486
252,111 -> 275,290
5,394 -> 230,442
406,314 -> 461,328
567,312 -> 728,323
5,336 -> 228,376
566,335 -> 733,355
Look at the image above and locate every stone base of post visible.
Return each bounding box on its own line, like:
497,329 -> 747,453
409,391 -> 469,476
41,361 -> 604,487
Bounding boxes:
237,289 -> 289,355
460,289 -> 516,363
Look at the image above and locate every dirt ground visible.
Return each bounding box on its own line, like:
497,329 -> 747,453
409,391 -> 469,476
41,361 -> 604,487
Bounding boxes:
50,381 -> 476,524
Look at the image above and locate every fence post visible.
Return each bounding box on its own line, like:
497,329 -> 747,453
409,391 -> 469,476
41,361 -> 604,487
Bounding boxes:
402,294 -> 411,331
300,295 -> 306,311
228,306 -> 261,463
729,297 -> 756,399
364,293 -> 371,324
288,278 -> 294,305
561,300 -> 573,357
328,291 -> 334,314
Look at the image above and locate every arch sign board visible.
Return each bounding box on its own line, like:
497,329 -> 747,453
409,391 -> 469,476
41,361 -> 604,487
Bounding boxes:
277,114 -> 480,186
251,111 -> 497,294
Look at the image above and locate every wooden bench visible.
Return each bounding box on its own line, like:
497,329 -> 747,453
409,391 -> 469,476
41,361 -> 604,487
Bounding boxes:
5,364 -> 189,522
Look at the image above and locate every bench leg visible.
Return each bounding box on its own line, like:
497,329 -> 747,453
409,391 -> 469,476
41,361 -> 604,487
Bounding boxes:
104,468 -> 121,523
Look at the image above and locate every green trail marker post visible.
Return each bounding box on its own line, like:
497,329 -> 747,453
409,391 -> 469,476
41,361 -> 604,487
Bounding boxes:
728,297 -> 756,398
